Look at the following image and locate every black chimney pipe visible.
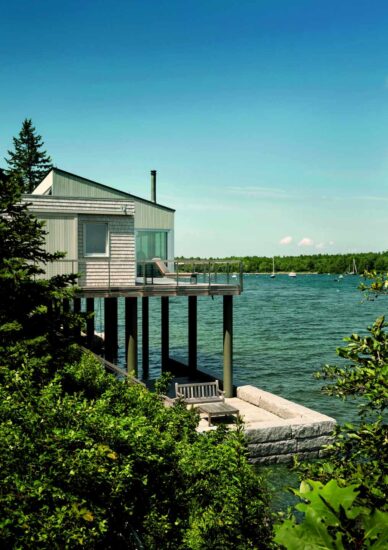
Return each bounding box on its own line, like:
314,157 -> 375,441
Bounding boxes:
151,170 -> 157,203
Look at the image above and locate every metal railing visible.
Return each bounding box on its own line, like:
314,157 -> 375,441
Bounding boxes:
34,258 -> 243,290
137,259 -> 243,290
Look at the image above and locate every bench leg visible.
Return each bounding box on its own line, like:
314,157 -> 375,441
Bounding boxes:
208,413 -> 212,427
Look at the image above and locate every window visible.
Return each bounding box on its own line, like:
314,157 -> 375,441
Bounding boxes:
84,223 -> 108,257
136,230 -> 168,276
136,230 -> 167,261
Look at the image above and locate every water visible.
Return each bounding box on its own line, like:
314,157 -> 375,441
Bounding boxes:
93,274 -> 383,424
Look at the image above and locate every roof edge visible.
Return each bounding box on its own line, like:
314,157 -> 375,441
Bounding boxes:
50,167 -> 175,212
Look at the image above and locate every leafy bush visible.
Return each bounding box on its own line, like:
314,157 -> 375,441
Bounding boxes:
275,479 -> 388,549
0,351 -> 273,548
275,316 -> 388,548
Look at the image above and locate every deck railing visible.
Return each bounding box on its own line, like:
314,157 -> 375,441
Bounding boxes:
137,259 -> 243,290
34,258 -> 243,290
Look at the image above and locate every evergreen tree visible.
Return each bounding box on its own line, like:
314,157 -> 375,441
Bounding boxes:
5,118 -> 53,193
0,171 -> 77,375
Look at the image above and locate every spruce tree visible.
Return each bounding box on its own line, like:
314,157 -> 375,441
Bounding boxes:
5,118 -> 53,193
0,171 -> 78,376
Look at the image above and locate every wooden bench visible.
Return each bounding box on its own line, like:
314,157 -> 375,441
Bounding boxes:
175,380 -> 225,404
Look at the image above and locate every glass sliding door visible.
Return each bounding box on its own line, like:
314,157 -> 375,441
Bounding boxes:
136,230 -> 168,276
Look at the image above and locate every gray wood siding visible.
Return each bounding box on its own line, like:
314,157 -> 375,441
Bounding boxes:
35,214 -> 78,277
78,214 -> 135,287
52,172 -> 130,199
134,199 -> 174,229
37,214 -> 78,257
24,196 -> 135,216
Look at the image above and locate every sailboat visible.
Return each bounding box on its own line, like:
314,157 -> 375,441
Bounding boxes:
347,259 -> 358,275
270,257 -> 276,278
288,271 -> 296,277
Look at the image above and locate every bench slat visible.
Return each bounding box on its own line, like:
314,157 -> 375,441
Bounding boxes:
175,380 -> 225,404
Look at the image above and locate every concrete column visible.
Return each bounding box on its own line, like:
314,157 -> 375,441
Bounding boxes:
86,298 -> 94,348
142,297 -> 149,378
104,297 -> 118,361
161,296 -> 169,371
188,296 -> 197,371
223,295 -> 233,398
125,297 -> 138,376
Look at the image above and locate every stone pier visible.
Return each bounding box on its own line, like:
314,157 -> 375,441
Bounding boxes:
197,385 -> 336,464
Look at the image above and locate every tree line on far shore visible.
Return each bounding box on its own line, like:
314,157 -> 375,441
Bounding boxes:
178,252 -> 388,274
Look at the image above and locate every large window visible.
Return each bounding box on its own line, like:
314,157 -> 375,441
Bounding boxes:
84,223 -> 108,257
136,230 -> 168,261
136,230 -> 168,276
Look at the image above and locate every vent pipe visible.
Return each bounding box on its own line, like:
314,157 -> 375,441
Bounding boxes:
151,170 -> 157,203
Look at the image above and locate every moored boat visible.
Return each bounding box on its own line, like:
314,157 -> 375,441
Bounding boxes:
270,257 -> 276,278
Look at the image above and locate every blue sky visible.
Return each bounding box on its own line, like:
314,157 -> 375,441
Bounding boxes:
1,0 -> 388,257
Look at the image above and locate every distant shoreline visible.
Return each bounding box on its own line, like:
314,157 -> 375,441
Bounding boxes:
245,272 -> 319,275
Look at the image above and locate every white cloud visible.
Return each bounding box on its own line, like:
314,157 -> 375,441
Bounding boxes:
298,237 -> 314,247
315,242 -> 325,249
280,236 -> 293,245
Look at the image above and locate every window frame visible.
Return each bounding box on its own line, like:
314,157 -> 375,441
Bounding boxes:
84,222 -> 109,258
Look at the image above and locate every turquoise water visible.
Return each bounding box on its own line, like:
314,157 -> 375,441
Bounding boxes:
94,274 -> 383,424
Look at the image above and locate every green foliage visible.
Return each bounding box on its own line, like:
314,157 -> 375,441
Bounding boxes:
276,311 -> 388,548
0,171 -> 79,380
180,419 -> 273,549
359,270 -> 388,298
0,141 -> 273,547
5,118 -> 53,193
311,317 -> 387,511
317,316 -> 388,415
0,352 -> 274,548
275,479 -> 388,549
176,252 -> 388,274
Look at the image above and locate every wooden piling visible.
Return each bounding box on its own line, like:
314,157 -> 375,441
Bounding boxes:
86,298 -> 94,348
104,297 -> 118,361
73,298 -> 81,341
125,297 -> 138,376
161,296 -> 169,371
188,296 -> 197,371
223,295 -> 233,398
142,297 -> 149,377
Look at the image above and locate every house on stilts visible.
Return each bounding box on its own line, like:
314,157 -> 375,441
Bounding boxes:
22,167 -> 336,464
23,167 -> 241,397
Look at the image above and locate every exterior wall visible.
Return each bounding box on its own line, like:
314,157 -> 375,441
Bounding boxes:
26,169 -> 175,287
133,199 -> 174,230
51,171 -> 129,199
33,171 -> 53,195
134,200 -> 175,264
37,214 -> 78,277
25,196 -> 135,216
78,214 -> 135,287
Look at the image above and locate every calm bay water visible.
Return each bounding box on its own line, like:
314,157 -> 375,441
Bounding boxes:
96,274 -> 382,424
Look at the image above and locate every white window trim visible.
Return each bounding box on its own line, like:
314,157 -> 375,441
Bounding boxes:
84,222 -> 109,258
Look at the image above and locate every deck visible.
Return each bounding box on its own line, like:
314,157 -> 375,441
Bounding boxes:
77,278 -> 242,298
41,259 -> 243,298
